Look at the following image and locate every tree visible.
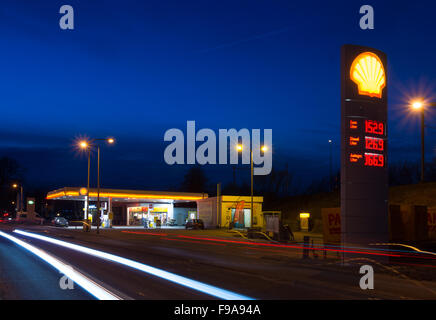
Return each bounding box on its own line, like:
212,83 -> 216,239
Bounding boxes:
181,166 -> 208,193
0,157 -> 24,211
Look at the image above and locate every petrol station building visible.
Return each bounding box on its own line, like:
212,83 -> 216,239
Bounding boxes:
47,187 -> 265,229
46,187 -> 207,228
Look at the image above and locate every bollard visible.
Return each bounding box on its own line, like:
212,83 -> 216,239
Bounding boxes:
312,240 -> 319,258
302,236 -> 310,259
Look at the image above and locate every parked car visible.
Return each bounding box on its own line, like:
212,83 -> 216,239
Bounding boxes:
185,219 -> 205,230
52,217 -> 69,227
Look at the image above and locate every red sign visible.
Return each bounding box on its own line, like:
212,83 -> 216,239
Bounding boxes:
364,153 -> 384,167
233,201 -> 245,224
321,208 -> 341,244
365,120 -> 384,135
365,136 -> 384,151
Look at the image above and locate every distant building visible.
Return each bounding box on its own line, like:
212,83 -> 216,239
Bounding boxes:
197,196 -> 264,229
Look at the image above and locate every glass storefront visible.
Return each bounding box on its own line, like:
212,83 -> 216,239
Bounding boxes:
127,204 -> 171,228
127,206 -> 148,226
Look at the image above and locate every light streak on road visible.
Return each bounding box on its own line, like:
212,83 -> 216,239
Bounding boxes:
307,242 -> 436,260
14,229 -> 254,300
176,235 -> 404,257
375,243 -> 436,256
0,231 -> 121,300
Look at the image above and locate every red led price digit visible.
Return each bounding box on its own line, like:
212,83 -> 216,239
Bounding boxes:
378,122 -> 384,135
365,120 -> 385,136
364,154 -> 384,167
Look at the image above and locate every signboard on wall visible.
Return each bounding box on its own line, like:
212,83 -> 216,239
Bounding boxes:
341,44 -> 389,246
321,208 -> 341,244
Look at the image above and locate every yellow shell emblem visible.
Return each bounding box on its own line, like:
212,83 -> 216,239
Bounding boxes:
350,52 -> 386,99
79,187 -> 88,196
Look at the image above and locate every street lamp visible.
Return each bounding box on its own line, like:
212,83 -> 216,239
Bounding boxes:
78,137 -> 115,234
12,183 -> 23,213
236,144 -> 268,229
79,140 -> 92,232
410,100 -> 436,182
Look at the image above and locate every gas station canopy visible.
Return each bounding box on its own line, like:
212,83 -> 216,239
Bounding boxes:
46,187 -> 208,203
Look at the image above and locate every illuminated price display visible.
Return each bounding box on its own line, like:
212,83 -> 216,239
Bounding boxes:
365,120 -> 384,135
365,136 -> 384,151
347,119 -> 386,167
364,153 -> 384,167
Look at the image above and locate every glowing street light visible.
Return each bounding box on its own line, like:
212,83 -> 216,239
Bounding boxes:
79,140 -> 89,149
76,137 -> 115,233
236,144 -> 269,229
412,101 -> 423,110
409,99 -> 436,182
12,183 -> 23,213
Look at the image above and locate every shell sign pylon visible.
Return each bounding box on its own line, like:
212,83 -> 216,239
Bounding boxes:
340,44 -> 389,250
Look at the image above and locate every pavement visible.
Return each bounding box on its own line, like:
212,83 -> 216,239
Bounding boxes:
0,223 -> 435,300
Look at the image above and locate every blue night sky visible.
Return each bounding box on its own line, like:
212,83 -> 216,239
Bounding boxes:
1,0 -> 435,191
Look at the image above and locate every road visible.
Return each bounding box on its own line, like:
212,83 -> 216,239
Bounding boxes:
1,224 -> 435,300
0,235 -> 92,300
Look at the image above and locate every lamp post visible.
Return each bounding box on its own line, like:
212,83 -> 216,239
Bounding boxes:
411,101 -> 436,182
328,139 -> 333,191
78,137 -> 115,234
236,144 -> 268,228
12,183 -> 23,213
79,141 -> 91,232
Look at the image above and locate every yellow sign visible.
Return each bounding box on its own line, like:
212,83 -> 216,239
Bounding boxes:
299,213 -> 310,219
150,207 -> 168,213
350,52 -> 385,99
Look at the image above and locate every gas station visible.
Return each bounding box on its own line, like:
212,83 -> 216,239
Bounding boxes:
46,187 -> 207,228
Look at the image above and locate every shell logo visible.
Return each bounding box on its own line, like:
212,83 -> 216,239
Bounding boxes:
350,52 -> 386,99
79,187 -> 88,196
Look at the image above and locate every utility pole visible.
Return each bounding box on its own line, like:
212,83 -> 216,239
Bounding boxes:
250,150 -> 254,228
329,139 -> 333,191
97,146 -> 101,234
85,150 -> 91,232
420,108 -> 425,183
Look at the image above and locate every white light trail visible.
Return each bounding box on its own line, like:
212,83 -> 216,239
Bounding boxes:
14,229 -> 254,300
0,231 -> 121,300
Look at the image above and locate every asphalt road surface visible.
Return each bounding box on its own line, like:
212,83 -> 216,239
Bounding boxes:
0,235 -> 92,300
1,224 -> 435,300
